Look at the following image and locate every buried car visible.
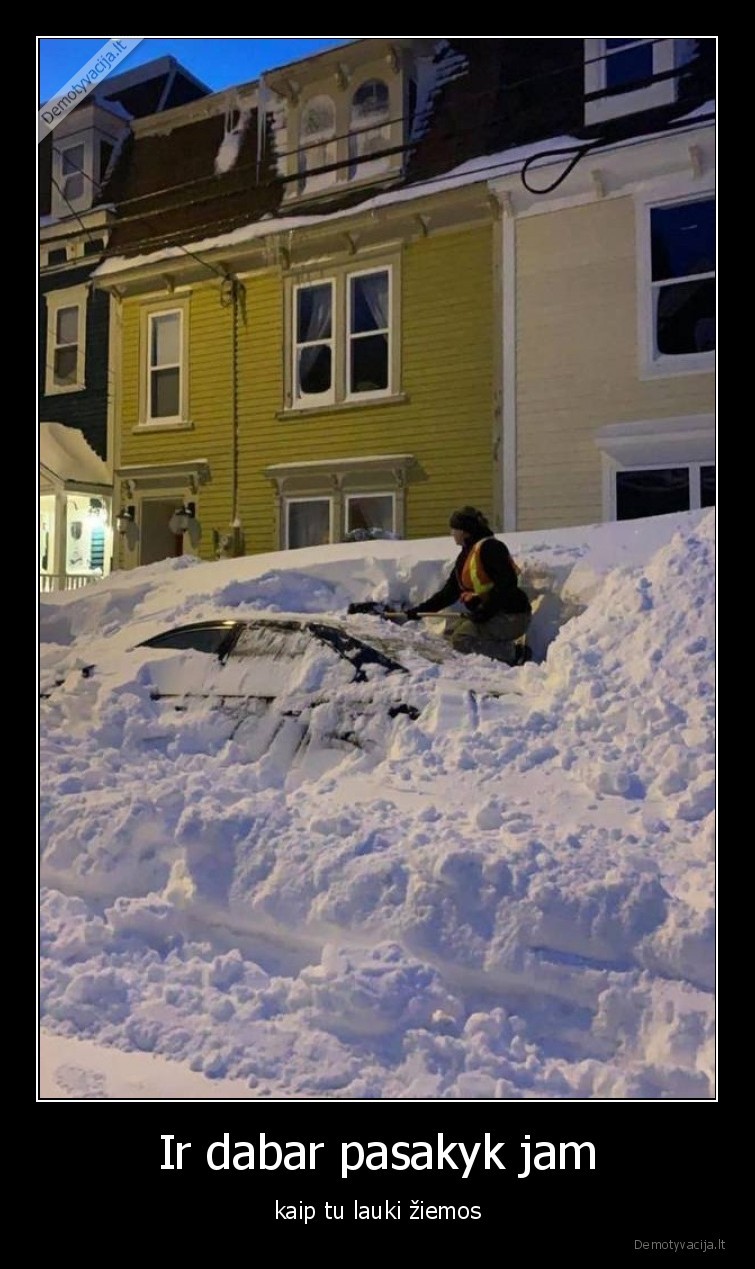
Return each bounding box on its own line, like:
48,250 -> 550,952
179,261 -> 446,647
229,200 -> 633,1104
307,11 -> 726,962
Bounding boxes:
40,614 -> 525,761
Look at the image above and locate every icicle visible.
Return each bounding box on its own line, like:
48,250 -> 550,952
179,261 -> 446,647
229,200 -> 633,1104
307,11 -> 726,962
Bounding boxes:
257,73 -> 268,180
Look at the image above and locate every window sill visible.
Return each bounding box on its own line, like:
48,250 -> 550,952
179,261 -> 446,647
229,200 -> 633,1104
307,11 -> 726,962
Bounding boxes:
639,355 -> 714,381
278,393 -> 408,420
45,382 -> 85,396
133,419 -> 194,433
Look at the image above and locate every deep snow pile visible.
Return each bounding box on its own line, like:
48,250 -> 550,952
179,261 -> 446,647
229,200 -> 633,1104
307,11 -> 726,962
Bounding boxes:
38,510 -> 716,1099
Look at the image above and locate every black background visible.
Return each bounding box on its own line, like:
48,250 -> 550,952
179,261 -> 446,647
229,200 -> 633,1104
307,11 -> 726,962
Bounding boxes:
38,1098 -> 730,1253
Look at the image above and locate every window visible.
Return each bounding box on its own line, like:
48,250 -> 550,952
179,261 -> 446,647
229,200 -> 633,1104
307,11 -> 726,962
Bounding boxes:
349,78 -> 391,180
289,262 -> 396,409
651,199 -> 715,357
138,302 -> 189,428
149,311 -> 182,421
639,195 -> 715,377
83,238 -> 105,257
99,141 -> 114,183
584,38 -> 696,124
61,144 -> 85,201
45,288 -> 86,394
345,493 -> 395,539
616,464 -> 715,520
139,622 -> 240,656
295,282 -> 334,404
286,498 -> 332,549
53,307 -> 78,386
298,95 -> 337,195
348,270 -> 390,394
265,453 -> 413,548
47,247 -> 67,266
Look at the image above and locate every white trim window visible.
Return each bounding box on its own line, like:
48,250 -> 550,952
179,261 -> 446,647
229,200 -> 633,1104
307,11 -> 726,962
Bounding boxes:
298,95 -> 338,196
294,281 -> 335,405
60,142 -> 86,202
595,415 -> 715,520
285,496 -> 333,549
347,269 -> 391,397
614,462 -> 715,520
584,38 -> 697,125
45,287 -> 87,394
638,194 -> 715,378
345,491 -> 396,539
148,310 -> 183,422
348,78 -> 391,181
290,263 -> 394,409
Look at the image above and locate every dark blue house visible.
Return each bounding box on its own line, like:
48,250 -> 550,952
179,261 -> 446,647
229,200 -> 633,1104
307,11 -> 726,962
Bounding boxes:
39,56 -> 209,590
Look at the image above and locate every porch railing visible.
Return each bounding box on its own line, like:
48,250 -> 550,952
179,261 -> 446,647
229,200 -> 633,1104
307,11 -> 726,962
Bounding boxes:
39,573 -> 102,594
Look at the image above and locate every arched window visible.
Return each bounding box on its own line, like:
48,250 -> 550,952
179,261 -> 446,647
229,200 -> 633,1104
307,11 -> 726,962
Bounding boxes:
349,79 -> 391,181
298,94 -> 337,194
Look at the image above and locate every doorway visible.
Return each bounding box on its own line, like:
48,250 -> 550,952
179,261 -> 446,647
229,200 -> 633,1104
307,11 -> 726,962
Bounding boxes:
140,498 -> 183,565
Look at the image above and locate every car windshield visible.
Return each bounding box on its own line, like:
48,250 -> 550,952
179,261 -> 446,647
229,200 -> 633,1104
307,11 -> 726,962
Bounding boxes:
138,623 -> 238,656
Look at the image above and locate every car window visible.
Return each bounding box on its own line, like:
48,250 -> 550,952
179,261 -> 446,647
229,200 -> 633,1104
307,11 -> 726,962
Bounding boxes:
138,624 -> 239,656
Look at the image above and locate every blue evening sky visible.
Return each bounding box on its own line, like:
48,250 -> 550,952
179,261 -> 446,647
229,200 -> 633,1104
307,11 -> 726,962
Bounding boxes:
38,37 -> 359,103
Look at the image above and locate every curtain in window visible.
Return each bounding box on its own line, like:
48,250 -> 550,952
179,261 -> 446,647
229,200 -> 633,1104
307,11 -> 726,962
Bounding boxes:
350,273 -> 388,392
353,272 -> 388,332
297,284 -> 332,395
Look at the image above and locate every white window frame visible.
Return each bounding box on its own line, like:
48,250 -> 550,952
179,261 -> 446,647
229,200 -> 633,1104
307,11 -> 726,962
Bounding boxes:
138,301 -> 190,429
287,258 -> 398,412
284,496 -> 334,549
293,279 -> 336,407
636,187 -> 715,380
345,267 -> 393,401
595,414 -> 715,520
345,490 -> 396,536
45,286 -> 87,395
298,94 -> 338,196
585,38 -> 681,125
611,460 -> 714,520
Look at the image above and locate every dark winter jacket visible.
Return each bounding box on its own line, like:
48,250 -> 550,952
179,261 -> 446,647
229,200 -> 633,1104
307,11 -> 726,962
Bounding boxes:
416,534 -> 531,622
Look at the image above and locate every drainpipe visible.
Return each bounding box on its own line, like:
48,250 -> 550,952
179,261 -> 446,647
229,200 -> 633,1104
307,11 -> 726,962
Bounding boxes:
221,273 -> 244,556
494,188 -> 518,532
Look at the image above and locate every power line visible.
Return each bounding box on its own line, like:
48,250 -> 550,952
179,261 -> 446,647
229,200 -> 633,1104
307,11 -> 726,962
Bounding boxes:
87,111 -> 714,267
86,37 -> 710,215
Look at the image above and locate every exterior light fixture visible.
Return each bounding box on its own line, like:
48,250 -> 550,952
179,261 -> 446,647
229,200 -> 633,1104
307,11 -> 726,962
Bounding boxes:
116,505 -> 136,533
170,501 -> 196,535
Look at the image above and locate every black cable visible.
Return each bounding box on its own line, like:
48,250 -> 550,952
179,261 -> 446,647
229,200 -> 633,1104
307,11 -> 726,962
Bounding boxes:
81,37 -> 709,215
88,110 -> 714,265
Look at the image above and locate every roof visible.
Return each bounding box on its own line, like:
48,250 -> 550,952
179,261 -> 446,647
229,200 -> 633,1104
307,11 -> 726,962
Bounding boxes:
39,423 -> 111,489
97,38 -> 716,263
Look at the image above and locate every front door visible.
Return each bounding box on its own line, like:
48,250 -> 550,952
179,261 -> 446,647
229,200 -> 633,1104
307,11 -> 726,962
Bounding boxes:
140,498 -> 183,565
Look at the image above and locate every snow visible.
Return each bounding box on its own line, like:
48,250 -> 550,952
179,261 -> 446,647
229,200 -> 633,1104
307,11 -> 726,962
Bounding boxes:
39,509 -> 715,1102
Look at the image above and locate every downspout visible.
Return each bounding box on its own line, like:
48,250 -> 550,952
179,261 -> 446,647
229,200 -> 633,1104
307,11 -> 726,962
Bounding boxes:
497,190 -> 518,532
232,279 -> 240,551
221,273 -> 244,557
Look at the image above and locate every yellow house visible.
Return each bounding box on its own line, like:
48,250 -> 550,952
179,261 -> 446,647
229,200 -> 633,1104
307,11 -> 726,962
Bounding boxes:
92,37 -> 715,566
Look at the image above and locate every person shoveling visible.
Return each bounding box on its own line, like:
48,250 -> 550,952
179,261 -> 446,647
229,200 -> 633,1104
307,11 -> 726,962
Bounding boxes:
350,507 -> 533,665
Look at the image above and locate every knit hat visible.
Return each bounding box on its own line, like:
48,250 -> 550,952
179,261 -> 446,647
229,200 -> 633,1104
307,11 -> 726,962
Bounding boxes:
449,506 -> 491,536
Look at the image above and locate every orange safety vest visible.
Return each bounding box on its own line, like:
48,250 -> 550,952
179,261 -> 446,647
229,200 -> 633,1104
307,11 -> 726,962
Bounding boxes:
458,541 -> 522,604
459,540 -> 494,604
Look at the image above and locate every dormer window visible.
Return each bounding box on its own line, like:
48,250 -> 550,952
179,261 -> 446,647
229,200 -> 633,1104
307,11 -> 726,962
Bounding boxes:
298,94 -> 337,195
348,79 -> 391,180
584,38 -> 696,125
281,49 -> 409,203
61,144 -> 85,202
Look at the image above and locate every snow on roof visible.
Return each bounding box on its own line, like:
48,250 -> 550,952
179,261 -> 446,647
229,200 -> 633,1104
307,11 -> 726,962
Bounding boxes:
39,423 -> 110,488
93,134 -> 585,278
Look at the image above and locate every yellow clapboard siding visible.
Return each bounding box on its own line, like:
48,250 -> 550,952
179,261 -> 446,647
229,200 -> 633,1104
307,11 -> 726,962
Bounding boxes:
116,226 -> 497,560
